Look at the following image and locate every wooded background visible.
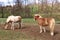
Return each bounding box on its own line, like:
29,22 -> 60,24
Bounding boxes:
0,0 -> 60,20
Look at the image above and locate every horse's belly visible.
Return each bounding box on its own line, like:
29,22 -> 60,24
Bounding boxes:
42,24 -> 48,26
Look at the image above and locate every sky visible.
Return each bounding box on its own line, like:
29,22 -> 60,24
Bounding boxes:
0,0 -> 14,6
0,0 -> 60,6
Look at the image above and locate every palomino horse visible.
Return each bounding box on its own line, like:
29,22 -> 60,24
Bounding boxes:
34,14 -> 55,36
4,15 -> 21,30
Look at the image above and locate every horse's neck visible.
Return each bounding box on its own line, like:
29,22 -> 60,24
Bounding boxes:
37,18 -> 47,22
36,18 -> 42,22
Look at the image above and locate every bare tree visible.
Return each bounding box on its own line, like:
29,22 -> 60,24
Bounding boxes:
0,2 -> 4,18
12,0 -> 22,15
55,0 -> 59,12
41,0 -> 48,14
1,6 -> 4,18
40,0 -> 44,13
50,0 -> 54,16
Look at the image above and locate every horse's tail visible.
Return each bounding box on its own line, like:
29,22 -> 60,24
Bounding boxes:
50,18 -> 55,36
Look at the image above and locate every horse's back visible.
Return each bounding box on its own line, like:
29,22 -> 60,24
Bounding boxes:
38,17 -> 55,26
6,15 -> 21,23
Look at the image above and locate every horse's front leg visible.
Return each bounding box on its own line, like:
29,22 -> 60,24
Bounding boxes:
11,22 -> 15,30
40,26 -> 43,33
43,27 -> 46,33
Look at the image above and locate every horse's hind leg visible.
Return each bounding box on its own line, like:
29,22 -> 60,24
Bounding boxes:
49,23 -> 55,36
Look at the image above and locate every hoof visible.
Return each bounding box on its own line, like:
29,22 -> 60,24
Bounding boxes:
40,31 -> 42,33
51,32 -> 54,36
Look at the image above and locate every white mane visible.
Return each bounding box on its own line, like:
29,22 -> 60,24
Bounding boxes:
34,14 -> 42,18
6,15 -> 21,23
39,16 -> 42,18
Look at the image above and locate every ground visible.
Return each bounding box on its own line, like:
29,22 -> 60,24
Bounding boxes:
0,23 -> 60,40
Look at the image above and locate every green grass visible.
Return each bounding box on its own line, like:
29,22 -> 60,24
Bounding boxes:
0,18 -> 60,24
22,18 -> 36,23
0,18 -> 60,40
0,30 -> 21,40
0,18 -> 6,23
0,18 -> 37,40
0,18 -> 36,24
0,29 -> 33,40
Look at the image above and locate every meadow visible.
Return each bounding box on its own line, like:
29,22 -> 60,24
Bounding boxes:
0,18 -> 37,40
0,18 -> 60,40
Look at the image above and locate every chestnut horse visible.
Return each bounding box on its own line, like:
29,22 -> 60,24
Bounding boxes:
4,15 -> 21,30
34,14 -> 55,36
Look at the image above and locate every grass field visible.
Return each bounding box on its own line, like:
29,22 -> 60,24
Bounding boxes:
0,18 -> 60,40
0,18 -> 36,24
0,30 -> 21,40
0,18 -> 60,24
0,18 -> 37,40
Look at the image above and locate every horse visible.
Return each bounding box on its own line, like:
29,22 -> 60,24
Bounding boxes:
34,14 -> 55,36
4,15 -> 21,30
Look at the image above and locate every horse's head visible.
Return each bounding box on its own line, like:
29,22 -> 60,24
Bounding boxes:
34,14 -> 42,20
